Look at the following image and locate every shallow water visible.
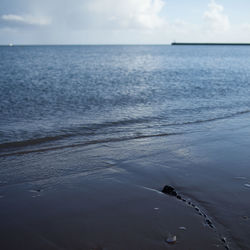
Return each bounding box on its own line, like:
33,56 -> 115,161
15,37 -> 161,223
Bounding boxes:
1,45 -> 250,249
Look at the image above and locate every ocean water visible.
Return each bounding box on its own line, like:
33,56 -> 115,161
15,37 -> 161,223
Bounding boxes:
1,45 -> 250,156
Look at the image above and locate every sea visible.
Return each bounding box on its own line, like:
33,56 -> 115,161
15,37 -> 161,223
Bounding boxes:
1,45 -> 250,249
1,45 -> 250,156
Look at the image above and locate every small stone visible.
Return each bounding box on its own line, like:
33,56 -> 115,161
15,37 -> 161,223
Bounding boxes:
166,235 -> 177,244
221,237 -> 226,243
244,184 -> 250,188
206,219 -> 214,228
162,185 -> 177,196
154,207 -> 159,210
179,226 -> 186,230
176,195 -> 182,200
206,219 -> 212,224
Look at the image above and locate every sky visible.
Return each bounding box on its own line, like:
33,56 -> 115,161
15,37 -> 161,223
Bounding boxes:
0,0 -> 250,44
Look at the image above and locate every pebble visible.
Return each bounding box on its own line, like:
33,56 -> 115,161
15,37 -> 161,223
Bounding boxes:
205,219 -> 214,228
166,235 -> 177,244
179,226 -> 186,230
221,237 -> 226,243
244,184 -> 250,188
195,206 -> 200,212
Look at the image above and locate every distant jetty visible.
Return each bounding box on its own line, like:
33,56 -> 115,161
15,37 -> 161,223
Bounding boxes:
171,42 -> 250,46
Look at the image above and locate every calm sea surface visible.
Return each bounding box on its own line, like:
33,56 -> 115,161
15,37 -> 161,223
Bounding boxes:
1,45 -> 250,153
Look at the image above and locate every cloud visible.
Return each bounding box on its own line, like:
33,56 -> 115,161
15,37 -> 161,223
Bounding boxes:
204,0 -> 230,32
2,14 -> 51,26
86,0 -> 166,29
0,0 -> 168,44
2,0 -> 249,44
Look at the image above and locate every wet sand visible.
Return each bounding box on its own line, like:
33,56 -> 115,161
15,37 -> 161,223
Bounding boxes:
1,114 -> 250,249
0,171 -> 226,250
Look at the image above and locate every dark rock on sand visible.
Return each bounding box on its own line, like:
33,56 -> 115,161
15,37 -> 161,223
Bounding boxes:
162,185 -> 177,196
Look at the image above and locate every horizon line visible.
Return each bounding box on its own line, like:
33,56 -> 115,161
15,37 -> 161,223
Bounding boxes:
1,42 -> 250,46
0,43 -> 172,46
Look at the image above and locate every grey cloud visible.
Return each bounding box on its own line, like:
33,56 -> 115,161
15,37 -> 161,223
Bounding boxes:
2,14 -> 51,26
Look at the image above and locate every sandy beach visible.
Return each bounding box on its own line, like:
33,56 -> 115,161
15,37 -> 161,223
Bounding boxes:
1,111 -> 250,250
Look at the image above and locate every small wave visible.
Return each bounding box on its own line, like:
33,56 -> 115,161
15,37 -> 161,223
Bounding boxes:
0,134 -> 73,149
165,109 -> 250,127
0,132 -> 182,157
0,116 -> 158,150
1,109 -> 250,154
88,116 -> 158,129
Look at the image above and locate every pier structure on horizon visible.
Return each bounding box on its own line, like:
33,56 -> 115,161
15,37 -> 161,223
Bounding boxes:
171,42 -> 250,46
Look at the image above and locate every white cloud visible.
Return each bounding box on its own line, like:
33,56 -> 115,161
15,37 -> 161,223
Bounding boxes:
2,14 -> 51,26
204,0 -> 230,32
3,0 -> 250,44
86,0 -> 166,29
